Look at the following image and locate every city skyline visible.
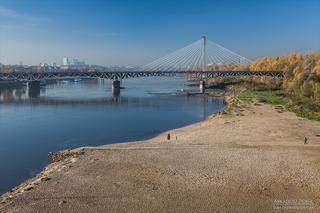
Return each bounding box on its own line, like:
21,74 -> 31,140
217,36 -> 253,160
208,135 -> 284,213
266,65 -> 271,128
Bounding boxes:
0,0 -> 319,66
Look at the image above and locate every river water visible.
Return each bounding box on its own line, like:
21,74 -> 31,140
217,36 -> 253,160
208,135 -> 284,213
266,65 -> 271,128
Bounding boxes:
0,77 -> 225,195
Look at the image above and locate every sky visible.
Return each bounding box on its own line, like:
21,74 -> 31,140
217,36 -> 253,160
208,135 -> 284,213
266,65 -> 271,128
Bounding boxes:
0,0 -> 319,66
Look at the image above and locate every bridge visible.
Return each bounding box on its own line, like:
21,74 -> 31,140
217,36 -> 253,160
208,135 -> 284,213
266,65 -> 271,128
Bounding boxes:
0,36 -> 284,96
0,70 -> 284,81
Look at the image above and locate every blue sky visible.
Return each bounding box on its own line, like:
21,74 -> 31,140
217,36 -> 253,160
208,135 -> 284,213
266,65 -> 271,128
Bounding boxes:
0,0 -> 319,66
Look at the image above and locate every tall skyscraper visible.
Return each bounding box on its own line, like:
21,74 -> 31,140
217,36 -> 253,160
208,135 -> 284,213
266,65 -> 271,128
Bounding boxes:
63,57 -> 70,66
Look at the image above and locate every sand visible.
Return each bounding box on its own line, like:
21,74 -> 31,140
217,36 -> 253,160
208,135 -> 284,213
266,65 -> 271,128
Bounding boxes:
1,103 -> 320,212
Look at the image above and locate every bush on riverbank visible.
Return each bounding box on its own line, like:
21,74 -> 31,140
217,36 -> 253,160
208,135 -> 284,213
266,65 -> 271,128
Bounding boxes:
208,52 -> 320,97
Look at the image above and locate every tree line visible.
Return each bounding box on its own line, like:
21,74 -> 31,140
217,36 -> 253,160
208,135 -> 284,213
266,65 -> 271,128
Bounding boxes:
207,52 -> 320,100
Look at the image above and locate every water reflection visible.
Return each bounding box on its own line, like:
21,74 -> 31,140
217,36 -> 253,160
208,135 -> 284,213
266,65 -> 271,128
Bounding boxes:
0,83 -> 42,101
0,87 -> 26,102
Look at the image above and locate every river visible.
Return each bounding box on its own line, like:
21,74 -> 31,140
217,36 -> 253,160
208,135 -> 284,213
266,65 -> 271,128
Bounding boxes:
0,77 -> 225,195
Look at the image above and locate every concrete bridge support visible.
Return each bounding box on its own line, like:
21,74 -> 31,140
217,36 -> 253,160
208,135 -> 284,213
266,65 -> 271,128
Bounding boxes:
199,80 -> 205,93
28,81 -> 41,98
112,80 -> 120,97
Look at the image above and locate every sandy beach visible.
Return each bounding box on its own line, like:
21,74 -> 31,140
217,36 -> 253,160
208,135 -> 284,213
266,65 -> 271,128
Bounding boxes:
1,102 -> 320,212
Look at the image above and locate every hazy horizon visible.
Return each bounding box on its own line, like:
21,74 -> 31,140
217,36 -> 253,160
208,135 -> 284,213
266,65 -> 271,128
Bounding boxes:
0,0 -> 319,66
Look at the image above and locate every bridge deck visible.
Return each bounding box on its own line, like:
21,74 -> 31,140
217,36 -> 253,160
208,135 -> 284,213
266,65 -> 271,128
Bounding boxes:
0,70 -> 284,81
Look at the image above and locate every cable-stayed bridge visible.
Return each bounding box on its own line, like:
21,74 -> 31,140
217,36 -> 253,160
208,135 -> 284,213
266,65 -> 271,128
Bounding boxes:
0,36 -> 283,95
0,36 -> 283,80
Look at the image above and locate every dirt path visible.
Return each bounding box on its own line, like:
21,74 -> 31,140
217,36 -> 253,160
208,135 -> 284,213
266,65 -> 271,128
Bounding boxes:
1,104 -> 320,212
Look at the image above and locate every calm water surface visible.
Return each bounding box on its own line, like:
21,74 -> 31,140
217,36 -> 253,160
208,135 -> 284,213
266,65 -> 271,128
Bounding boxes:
0,77 -> 225,194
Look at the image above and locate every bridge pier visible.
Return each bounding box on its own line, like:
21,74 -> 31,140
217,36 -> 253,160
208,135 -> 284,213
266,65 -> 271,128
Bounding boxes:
199,80 -> 205,93
28,81 -> 41,98
112,80 -> 120,97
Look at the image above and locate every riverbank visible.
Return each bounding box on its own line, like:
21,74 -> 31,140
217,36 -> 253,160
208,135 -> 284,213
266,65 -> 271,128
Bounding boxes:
1,96 -> 320,212
236,90 -> 320,121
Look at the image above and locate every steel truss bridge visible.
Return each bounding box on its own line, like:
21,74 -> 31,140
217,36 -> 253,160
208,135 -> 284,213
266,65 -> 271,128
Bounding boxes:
0,70 -> 284,82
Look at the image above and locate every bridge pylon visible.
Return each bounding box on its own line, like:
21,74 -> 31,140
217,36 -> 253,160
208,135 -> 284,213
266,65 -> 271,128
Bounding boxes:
112,80 -> 121,97
27,81 -> 41,98
201,36 -> 207,71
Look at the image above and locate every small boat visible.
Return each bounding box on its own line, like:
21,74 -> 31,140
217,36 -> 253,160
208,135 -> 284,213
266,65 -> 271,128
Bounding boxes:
74,78 -> 82,82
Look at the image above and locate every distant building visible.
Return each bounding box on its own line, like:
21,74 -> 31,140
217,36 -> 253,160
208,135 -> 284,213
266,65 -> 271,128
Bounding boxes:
61,57 -> 88,70
2,65 -> 15,73
78,60 -> 85,66
73,59 -> 79,66
63,57 -> 70,66
75,60 -> 86,66
40,63 -> 49,67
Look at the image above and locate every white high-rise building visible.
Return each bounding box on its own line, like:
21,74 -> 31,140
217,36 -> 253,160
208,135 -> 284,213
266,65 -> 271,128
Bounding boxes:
63,57 -> 70,66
